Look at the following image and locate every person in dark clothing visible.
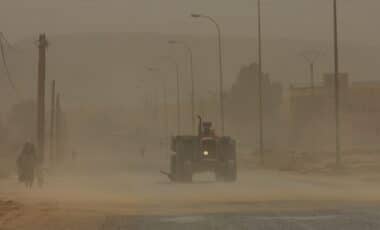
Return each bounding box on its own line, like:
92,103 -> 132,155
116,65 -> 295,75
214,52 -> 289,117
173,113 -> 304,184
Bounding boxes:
17,142 -> 37,189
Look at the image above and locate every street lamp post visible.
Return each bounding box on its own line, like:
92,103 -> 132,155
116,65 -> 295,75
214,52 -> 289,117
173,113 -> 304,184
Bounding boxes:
256,0 -> 264,164
300,51 -> 323,96
168,40 -> 196,134
333,0 -> 341,166
309,62 -> 315,91
191,13 -> 225,136
146,67 -> 170,154
300,51 -> 322,153
173,61 -> 181,136
137,74 -> 154,142
161,57 -> 181,135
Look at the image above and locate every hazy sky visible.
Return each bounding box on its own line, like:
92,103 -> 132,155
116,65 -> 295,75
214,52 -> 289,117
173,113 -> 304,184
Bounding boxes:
1,0 -> 380,46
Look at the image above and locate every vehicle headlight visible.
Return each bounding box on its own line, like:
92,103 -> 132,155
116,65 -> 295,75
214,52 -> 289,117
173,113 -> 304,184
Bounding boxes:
203,151 -> 209,156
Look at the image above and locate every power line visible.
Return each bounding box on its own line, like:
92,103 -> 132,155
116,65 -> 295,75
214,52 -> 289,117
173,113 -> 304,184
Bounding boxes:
0,32 -> 19,97
0,32 -> 13,49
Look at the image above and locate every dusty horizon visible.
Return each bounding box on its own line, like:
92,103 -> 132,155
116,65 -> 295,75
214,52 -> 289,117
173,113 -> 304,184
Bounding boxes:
1,0 -> 380,47
3,1 -> 380,229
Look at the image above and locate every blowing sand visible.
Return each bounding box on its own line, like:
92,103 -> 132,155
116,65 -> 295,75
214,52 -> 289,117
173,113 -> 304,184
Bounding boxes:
2,149 -> 380,229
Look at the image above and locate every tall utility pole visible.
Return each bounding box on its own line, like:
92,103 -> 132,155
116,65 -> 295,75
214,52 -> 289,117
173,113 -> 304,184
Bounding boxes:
174,61 -> 181,135
49,80 -> 56,166
36,34 -> 48,163
55,93 -> 61,164
333,0 -> 341,166
162,75 -> 169,152
168,40 -> 196,134
257,0 -> 264,164
191,14 -> 225,136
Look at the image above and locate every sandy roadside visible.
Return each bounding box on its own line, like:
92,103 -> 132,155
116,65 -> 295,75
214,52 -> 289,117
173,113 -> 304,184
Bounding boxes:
2,169 -> 380,229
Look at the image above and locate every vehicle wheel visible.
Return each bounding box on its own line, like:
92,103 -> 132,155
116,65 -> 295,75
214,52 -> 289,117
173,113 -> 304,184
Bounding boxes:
170,155 -> 177,176
175,155 -> 186,182
215,163 -> 225,182
224,160 -> 237,182
182,160 -> 193,183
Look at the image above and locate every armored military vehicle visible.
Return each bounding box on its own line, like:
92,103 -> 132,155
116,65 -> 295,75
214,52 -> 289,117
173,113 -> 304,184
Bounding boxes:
165,116 -> 237,182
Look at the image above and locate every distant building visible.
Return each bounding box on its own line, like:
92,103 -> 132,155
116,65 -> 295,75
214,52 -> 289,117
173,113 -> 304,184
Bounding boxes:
225,63 -> 283,150
290,73 -> 380,151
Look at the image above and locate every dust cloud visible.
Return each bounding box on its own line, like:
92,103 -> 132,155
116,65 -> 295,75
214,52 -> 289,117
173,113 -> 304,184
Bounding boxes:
3,1 -> 380,229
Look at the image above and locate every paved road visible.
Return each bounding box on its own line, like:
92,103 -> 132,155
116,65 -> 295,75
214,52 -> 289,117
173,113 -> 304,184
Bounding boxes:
100,208 -> 380,230
3,169 -> 380,230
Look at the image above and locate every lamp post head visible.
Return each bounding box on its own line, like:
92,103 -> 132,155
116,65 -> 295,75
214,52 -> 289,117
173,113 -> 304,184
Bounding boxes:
191,13 -> 201,18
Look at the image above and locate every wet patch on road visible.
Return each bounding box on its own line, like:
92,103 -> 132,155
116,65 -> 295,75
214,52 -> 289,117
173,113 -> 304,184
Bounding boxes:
99,208 -> 380,230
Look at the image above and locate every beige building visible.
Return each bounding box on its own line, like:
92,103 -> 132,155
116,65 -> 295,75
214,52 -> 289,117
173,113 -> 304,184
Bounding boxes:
290,74 -> 380,151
